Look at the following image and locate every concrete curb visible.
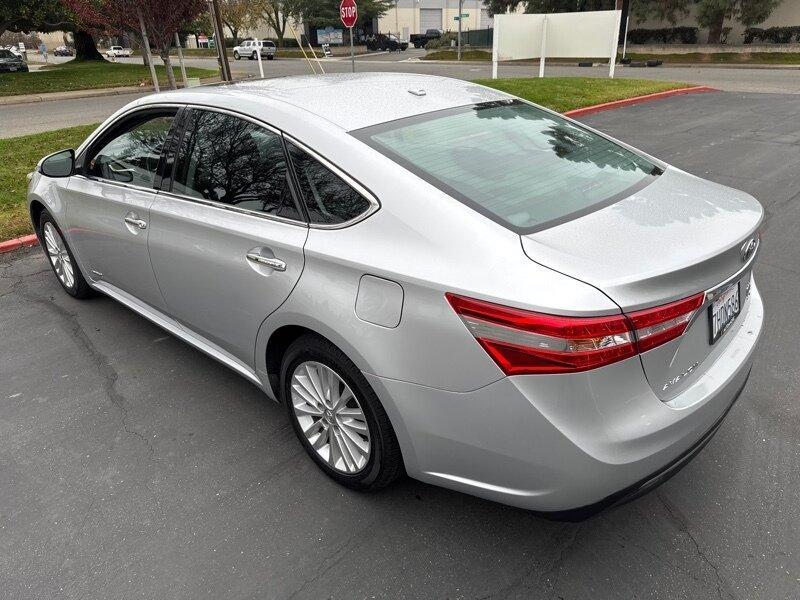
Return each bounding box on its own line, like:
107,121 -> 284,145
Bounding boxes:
0,76 -> 220,107
0,85 -> 154,107
0,84 -> 717,254
563,85 -> 717,118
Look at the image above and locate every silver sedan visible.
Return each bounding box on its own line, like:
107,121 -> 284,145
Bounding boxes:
27,74 -> 763,519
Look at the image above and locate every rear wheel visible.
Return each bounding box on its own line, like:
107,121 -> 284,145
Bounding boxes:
251,51 -> 257,60
38,210 -> 92,299
281,334 -> 404,490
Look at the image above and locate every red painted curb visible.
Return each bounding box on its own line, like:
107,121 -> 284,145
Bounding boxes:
0,234 -> 38,254
563,86 -> 717,118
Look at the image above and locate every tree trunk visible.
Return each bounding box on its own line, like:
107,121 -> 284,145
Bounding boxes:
162,51 -> 177,90
706,11 -> 725,44
73,30 -> 104,61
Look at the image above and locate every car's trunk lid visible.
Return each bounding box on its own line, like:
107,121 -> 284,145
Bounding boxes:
521,167 -> 763,400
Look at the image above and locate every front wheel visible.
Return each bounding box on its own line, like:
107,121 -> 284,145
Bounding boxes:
233,51 -> 240,60
281,335 -> 404,490
38,210 -> 92,299
267,54 -> 274,60
251,51 -> 257,60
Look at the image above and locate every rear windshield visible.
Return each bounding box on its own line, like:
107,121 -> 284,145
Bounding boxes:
354,100 -> 659,233
0,49 -> 17,59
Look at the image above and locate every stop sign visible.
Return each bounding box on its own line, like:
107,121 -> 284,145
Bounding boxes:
340,0 -> 357,29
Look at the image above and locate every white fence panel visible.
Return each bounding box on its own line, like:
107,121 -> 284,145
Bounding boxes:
492,10 -> 621,79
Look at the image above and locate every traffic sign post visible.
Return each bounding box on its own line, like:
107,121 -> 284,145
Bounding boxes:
340,0 -> 358,73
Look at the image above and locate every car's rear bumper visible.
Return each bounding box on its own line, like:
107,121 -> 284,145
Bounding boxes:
366,282 -> 763,515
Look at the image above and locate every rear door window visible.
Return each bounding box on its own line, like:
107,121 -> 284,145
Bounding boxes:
172,109 -> 302,221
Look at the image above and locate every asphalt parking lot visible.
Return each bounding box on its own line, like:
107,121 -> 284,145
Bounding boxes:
2,91 -> 799,599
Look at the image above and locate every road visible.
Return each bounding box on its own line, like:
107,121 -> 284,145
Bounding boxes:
4,52 -> 800,138
1,91 -> 798,599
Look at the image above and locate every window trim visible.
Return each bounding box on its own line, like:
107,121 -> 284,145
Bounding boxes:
75,101 -> 381,230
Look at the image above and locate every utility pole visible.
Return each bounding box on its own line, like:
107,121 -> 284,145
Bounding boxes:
457,0 -> 462,60
137,8 -> 159,92
209,0 -> 232,81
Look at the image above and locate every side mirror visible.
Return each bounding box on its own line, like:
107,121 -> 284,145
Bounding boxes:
39,149 -> 75,178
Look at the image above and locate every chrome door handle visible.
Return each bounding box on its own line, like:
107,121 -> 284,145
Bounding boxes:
124,216 -> 148,230
246,252 -> 286,271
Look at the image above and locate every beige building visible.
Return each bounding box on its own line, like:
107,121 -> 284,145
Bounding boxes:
376,0 -> 497,39
634,1 -> 800,45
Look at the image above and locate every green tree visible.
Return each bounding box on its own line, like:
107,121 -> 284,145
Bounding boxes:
220,0 -> 261,46
696,0 -> 782,43
0,0 -> 104,60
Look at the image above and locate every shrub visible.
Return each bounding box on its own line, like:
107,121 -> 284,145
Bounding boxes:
744,26 -> 800,44
425,32 -> 457,50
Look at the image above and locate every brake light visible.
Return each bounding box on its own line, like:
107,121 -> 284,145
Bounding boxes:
445,293 -> 636,374
627,292 -> 705,353
446,291 -> 706,375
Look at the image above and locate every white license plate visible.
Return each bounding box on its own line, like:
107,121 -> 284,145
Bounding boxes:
709,283 -> 740,344
9,66 -> 17,71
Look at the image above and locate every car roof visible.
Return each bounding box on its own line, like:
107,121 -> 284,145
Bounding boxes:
142,73 -> 511,131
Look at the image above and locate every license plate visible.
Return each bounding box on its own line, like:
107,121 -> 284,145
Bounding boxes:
9,66 -> 17,71
708,283 -> 740,344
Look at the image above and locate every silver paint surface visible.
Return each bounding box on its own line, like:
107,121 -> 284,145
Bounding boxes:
26,74 -> 764,512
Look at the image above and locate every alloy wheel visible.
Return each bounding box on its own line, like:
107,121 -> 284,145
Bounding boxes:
43,222 -> 75,290
291,361 -> 371,474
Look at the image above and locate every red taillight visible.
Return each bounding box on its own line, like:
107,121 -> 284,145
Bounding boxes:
446,293 -> 636,374
627,292 -> 705,353
446,291 -> 706,375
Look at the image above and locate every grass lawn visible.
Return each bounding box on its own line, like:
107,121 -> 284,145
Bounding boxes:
0,59 -> 217,97
0,76 -> 688,242
0,124 -> 97,241
623,52 -> 800,65
476,77 -> 688,113
423,50 -> 491,61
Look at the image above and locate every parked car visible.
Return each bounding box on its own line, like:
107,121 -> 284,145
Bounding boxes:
28,74 -> 763,518
233,39 -> 276,60
105,46 -> 132,58
53,45 -> 74,57
365,33 -> 408,52
410,28 -> 442,48
0,48 -> 28,72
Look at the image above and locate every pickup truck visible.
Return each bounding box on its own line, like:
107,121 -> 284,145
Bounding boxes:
233,40 -> 276,61
105,46 -> 132,57
410,29 -> 442,48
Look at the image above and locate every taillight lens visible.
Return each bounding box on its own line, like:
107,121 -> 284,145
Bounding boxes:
446,291 -> 706,375
627,292 -> 705,353
445,293 -> 636,374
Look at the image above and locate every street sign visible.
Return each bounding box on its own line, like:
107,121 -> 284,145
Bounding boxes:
340,0 -> 358,29
453,14 -> 469,21
340,0 -> 357,73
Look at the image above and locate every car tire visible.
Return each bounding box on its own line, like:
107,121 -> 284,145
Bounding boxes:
267,54 -> 274,60
38,210 -> 92,299
251,51 -> 257,60
233,51 -> 240,60
281,334 -> 404,491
